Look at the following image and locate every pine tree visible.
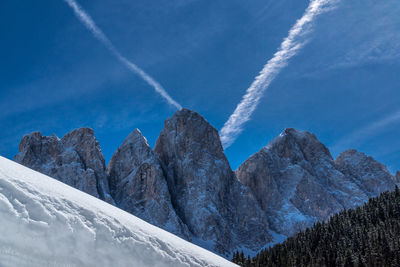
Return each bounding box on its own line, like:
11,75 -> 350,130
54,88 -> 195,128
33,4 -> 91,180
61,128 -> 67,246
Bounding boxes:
232,188 -> 400,267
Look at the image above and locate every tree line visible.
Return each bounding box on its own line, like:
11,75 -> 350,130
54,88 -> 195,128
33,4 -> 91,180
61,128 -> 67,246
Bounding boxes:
233,186 -> 400,267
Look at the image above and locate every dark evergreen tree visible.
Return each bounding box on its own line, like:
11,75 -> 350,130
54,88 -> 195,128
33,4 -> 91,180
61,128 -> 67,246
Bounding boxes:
232,188 -> 400,266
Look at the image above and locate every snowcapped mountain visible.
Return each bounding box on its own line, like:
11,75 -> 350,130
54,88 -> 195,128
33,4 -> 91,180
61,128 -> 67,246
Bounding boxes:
0,156 -> 236,267
14,109 -> 399,257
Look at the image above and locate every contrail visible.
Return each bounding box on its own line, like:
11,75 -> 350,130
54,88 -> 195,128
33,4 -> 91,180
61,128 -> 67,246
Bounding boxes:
333,109 -> 400,153
220,0 -> 338,148
63,0 -> 182,110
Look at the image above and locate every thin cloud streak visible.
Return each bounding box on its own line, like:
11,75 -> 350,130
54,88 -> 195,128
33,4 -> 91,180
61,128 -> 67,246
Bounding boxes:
219,0 -> 338,148
333,109 -> 400,153
63,0 -> 182,110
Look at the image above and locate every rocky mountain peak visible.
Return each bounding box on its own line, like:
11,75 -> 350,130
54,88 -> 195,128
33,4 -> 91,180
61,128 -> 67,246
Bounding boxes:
107,129 -> 190,239
237,128 -> 376,237
264,128 -> 333,163
62,127 -> 112,202
15,128 -> 113,203
154,108 -> 270,255
335,149 -> 396,197
61,127 -> 105,171
13,111 -> 399,258
335,149 -> 393,174
16,132 -> 62,167
155,108 -> 226,163
107,129 -> 154,193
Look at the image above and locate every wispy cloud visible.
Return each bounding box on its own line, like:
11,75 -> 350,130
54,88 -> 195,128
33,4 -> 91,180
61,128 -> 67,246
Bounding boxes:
219,0 -> 338,148
333,109 -> 400,153
63,0 -> 182,110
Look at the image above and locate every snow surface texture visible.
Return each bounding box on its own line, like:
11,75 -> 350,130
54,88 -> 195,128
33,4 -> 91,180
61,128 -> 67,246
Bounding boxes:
0,156 -> 236,267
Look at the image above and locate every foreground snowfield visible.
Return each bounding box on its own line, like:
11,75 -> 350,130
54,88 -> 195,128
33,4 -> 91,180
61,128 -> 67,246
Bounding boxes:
0,156 -> 236,267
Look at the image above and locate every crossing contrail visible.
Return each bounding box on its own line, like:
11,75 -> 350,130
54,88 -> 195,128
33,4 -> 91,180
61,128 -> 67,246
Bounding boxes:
63,0 -> 182,110
219,0 -> 338,148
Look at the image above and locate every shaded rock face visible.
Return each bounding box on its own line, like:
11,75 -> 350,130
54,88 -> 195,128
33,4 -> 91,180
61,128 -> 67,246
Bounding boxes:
335,149 -> 396,198
15,128 -> 113,203
395,171 -> 400,185
107,129 -> 190,239
236,128 -> 393,237
154,109 -> 270,255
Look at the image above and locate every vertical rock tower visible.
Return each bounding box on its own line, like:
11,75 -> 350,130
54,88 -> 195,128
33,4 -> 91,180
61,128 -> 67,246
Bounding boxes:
107,129 -> 190,239
154,109 -> 271,255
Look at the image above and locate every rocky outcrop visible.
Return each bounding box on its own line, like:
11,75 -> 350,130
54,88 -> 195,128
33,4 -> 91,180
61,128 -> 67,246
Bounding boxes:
394,171 -> 400,185
107,129 -> 190,239
14,110 -> 399,257
236,128 -> 391,237
335,149 -> 396,198
154,109 -> 271,255
15,128 -> 113,203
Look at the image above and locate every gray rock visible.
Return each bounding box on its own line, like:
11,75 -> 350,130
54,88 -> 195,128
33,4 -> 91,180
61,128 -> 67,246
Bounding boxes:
394,171 -> 400,185
335,149 -> 396,198
15,128 -> 113,203
154,109 -> 271,255
107,129 -> 190,239
237,128 -> 374,237
14,112 -> 399,257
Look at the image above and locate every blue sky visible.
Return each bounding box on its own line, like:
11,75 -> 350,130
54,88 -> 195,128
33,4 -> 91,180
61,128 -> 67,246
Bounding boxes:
1,0 -> 400,172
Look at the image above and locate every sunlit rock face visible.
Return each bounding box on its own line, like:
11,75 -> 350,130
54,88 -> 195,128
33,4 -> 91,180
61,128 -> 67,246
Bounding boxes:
15,128 -> 113,203
335,149 -> 396,198
107,129 -> 190,239
154,108 -> 271,255
236,128 -> 395,237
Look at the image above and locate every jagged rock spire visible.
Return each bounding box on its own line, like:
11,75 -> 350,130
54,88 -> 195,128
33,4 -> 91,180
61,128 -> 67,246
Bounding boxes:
107,129 -> 190,239
154,109 -> 270,255
15,128 -> 113,203
14,113 -> 399,257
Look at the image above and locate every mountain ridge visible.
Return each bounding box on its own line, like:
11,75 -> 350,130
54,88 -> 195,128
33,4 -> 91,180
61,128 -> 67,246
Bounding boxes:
14,108 -> 399,257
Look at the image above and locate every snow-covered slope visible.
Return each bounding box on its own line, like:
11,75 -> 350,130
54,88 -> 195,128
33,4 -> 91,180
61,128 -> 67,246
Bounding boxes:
0,156 -> 236,267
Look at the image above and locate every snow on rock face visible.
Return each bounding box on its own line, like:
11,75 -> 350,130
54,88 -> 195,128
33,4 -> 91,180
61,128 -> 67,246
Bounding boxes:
236,128 -> 388,238
335,149 -> 396,198
0,156 -> 236,267
107,129 -> 190,239
14,128 -> 113,204
154,109 -> 271,256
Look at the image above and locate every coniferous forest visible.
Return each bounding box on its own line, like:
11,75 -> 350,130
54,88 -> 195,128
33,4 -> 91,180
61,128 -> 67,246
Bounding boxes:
233,186 -> 400,267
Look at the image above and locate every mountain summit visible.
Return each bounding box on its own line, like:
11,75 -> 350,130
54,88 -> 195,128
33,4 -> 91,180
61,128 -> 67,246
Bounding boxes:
107,128 -> 190,239
154,109 -> 271,254
236,128 -> 397,237
14,109 -> 398,257
15,128 -> 113,204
